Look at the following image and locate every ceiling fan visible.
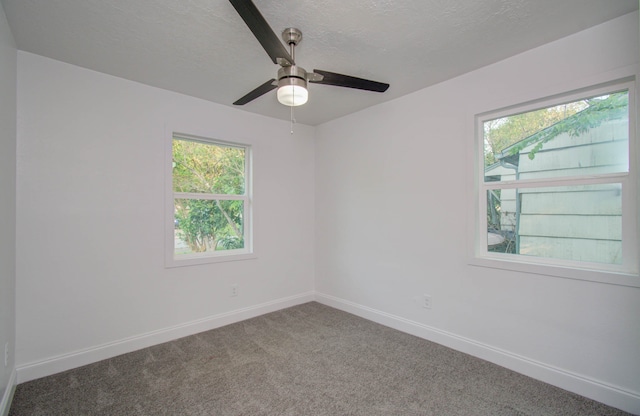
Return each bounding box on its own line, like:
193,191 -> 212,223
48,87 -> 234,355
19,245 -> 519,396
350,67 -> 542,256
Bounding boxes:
229,0 -> 390,107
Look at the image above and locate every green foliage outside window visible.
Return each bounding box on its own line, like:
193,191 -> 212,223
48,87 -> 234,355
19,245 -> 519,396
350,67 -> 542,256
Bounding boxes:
173,139 -> 246,253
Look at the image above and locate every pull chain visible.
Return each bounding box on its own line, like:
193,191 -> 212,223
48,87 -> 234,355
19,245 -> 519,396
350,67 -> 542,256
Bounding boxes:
290,105 -> 294,134
290,40 -> 296,134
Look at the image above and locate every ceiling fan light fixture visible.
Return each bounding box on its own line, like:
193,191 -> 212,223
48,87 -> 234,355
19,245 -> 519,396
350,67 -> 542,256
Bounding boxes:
277,67 -> 308,106
277,83 -> 308,106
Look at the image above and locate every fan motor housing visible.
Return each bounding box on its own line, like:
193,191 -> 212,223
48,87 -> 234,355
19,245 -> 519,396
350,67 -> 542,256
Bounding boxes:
277,65 -> 308,89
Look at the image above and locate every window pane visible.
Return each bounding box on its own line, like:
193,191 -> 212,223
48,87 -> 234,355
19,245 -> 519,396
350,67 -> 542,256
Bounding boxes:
174,198 -> 245,257
484,91 -> 628,182
172,138 -> 245,194
487,184 -> 622,264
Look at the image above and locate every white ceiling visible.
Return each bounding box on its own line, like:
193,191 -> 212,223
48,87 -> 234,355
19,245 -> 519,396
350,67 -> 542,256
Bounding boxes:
2,0 -> 637,125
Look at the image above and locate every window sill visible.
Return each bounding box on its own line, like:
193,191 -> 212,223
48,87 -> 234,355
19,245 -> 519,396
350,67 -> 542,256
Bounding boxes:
469,255 -> 640,288
166,251 -> 257,268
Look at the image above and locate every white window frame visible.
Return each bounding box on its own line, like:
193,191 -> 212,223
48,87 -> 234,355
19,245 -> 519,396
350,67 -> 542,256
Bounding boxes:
470,78 -> 639,287
165,131 -> 254,267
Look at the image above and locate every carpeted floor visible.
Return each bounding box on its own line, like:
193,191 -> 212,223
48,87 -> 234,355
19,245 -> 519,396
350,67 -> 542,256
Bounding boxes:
9,302 -> 632,415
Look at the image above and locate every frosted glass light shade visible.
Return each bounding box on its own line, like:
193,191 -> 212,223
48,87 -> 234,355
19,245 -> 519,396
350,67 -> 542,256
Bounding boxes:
277,84 -> 308,106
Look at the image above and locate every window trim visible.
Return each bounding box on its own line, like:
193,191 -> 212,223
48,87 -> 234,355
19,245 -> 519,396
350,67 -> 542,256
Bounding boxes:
165,131 -> 255,268
469,77 -> 639,287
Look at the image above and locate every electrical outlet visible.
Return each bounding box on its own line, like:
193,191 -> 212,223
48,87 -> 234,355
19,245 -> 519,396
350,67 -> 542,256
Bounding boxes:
231,284 -> 238,297
423,294 -> 432,309
4,342 -> 8,367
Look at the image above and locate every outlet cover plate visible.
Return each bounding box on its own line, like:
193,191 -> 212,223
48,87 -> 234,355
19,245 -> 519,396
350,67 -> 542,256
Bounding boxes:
423,294 -> 432,309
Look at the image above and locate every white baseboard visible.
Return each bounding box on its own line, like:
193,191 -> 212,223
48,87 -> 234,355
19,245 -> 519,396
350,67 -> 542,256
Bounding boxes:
16,292 -> 314,384
0,369 -> 17,416
314,292 -> 640,415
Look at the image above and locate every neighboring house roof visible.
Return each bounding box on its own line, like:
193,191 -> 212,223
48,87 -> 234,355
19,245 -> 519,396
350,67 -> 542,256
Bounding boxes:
493,92 -> 628,167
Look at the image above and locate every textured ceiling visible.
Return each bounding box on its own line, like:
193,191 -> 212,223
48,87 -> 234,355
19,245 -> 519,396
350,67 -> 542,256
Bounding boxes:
2,0 -> 637,125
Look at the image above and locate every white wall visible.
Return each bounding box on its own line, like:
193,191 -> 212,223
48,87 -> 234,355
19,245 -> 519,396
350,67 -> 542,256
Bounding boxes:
15,52 -> 315,380
0,2 -> 17,413
315,11 -> 640,414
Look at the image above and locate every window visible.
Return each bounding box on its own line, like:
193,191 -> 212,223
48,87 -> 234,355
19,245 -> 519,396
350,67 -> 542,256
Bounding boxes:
166,133 -> 253,266
473,80 -> 638,285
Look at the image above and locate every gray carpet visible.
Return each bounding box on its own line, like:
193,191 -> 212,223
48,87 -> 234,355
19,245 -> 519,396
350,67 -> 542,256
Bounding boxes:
9,302 -> 632,415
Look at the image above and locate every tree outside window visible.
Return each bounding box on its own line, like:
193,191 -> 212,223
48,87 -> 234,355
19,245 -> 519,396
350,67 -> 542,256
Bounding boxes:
171,137 -> 250,259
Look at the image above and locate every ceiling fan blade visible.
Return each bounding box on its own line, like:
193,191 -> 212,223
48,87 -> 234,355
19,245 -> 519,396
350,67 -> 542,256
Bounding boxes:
229,0 -> 294,66
310,70 -> 389,93
233,79 -> 277,105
